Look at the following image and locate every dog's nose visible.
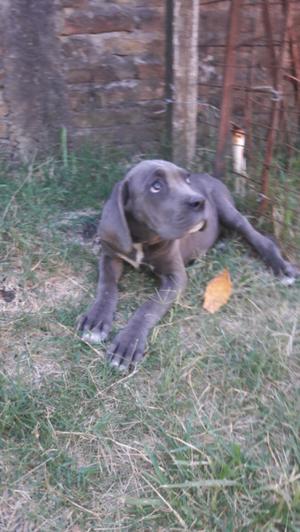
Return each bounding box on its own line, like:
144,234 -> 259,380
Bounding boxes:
188,195 -> 205,211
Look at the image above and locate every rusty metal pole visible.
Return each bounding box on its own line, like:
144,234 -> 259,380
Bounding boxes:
261,0 -> 278,87
287,2 -> 300,131
259,0 -> 291,212
213,0 -> 242,179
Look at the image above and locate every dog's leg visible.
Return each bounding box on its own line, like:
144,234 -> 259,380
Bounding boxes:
212,183 -> 298,280
78,254 -> 123,343
107,266 -> 187,371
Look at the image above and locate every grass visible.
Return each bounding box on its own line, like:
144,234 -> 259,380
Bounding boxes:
0,151 -> 300,531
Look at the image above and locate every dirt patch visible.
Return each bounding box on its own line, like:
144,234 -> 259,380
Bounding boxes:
48,208 -> 101,253
0,208 -> 101,384
1,325 -> 66,383
0,489 -> 38,532
0,267 -> 89,316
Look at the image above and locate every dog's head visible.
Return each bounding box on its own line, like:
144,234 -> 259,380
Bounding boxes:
99,160 -> 208,255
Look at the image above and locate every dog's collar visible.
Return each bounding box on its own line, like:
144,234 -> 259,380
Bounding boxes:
117,242 -> 144,269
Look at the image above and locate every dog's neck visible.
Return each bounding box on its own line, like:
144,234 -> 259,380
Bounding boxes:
126,212 -> 161,246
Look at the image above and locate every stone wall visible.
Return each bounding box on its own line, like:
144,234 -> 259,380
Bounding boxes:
1,0 -> 70,159
60,0 -> 166,153
0,0 -> 166,159
0,1 -> 299,160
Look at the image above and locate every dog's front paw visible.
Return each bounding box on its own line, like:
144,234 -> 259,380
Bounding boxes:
77,305 -> 112,343
265,243 -> 299,283
279,262 -> 300,286
275,260 -> 299,285
106,328 -> 147,372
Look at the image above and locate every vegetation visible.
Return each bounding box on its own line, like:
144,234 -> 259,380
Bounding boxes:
0,151 -> 299,530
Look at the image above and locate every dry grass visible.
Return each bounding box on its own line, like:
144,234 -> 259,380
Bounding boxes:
1,157 -> 300,531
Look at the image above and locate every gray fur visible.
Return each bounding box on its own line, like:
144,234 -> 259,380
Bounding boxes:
78,160 -> 298,371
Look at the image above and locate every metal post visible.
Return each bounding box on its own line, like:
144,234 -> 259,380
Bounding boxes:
259,0 -> 291,212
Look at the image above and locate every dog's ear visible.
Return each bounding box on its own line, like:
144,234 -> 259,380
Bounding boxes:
98,179 -> 133,255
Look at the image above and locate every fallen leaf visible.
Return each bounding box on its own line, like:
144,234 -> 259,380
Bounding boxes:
203,269 -> 232,314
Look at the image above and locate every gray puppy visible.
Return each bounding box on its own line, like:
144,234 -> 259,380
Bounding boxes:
78,160 -> 298,370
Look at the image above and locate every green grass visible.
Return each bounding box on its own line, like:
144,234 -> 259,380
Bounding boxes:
0,152 -> 300,530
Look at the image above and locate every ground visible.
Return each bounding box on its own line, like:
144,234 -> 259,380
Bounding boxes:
0,155 -> 300,531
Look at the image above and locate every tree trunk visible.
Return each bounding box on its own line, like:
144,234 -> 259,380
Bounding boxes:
172,0 -> 200,167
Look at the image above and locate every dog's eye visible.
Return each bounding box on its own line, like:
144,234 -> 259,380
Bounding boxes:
150,180 -> 162,193
185,174 -> 191,185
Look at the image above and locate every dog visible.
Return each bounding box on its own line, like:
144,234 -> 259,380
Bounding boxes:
78,159 -> 298,371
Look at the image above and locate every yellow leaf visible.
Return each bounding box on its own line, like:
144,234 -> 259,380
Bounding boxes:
203,269 -> 233,314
